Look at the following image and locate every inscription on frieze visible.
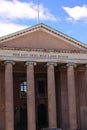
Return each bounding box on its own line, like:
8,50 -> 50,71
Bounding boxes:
0,50 -> 87,63
12,53 -> 68,59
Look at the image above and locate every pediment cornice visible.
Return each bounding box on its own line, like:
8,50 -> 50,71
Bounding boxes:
0,47 -> 87,54
0,23 -> 87,50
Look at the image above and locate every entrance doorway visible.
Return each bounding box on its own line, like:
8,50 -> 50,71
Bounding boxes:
20,104 -> 27,130
37,104 -> 48,130
14,104 -> 27,130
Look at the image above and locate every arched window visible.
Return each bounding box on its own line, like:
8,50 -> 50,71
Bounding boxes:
20,80 -> 27,98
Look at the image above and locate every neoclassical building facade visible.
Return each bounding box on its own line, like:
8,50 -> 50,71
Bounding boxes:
0,24 -> 87,130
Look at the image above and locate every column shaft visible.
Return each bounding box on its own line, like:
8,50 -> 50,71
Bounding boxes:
47,64 -> 57,128
85,65 -> 87,106
67,64 -> 77,130
26,62 -> 36,130
5,62 -> 14,130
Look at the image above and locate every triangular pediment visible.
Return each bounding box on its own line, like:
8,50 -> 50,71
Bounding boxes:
0,24 -> 87,51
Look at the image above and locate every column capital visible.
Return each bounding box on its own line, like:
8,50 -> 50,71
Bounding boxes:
85,64 -> 87,68
25,61 -> 37,66
67,63 -> 77,68
47,62 -> 57,67
4,60 -> 15,65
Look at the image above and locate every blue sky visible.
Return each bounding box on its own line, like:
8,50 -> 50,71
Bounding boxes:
0,0 -> 87,45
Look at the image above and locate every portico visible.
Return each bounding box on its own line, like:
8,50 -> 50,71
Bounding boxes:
0,24 -> 87,130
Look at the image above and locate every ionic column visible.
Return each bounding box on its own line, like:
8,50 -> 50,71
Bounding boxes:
4,61 -> 15,130
85,64 -> 87,84
85,64 -> 87,106
25,61 -> 36,130
67,63 -> 77,130
47,62 -> 57,128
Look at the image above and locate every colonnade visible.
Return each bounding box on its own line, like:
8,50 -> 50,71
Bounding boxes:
4,61 -> 86,130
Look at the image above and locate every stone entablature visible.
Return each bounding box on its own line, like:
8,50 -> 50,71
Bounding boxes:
0,48 -> 87,64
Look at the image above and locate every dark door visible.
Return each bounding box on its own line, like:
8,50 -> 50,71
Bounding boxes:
20,104 -> 27,130
38,104 -> 48,130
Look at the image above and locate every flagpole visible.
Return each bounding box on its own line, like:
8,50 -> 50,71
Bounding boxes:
37,0 -> 39,24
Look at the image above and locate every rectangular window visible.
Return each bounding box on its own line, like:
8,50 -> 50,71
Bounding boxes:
20,80 -> 27,98
37,79 -> 46,97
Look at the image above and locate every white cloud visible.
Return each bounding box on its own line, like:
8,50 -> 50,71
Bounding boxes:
0,0 -> 57,36
0,0 -> 56,21
62,5 -> 87,21
0,22 -> 27,37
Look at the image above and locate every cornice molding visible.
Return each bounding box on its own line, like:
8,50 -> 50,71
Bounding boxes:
0,47 -> 87,54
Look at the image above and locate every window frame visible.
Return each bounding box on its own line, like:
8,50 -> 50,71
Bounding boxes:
19,78 -> 27,98
36,78 -> 47,98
